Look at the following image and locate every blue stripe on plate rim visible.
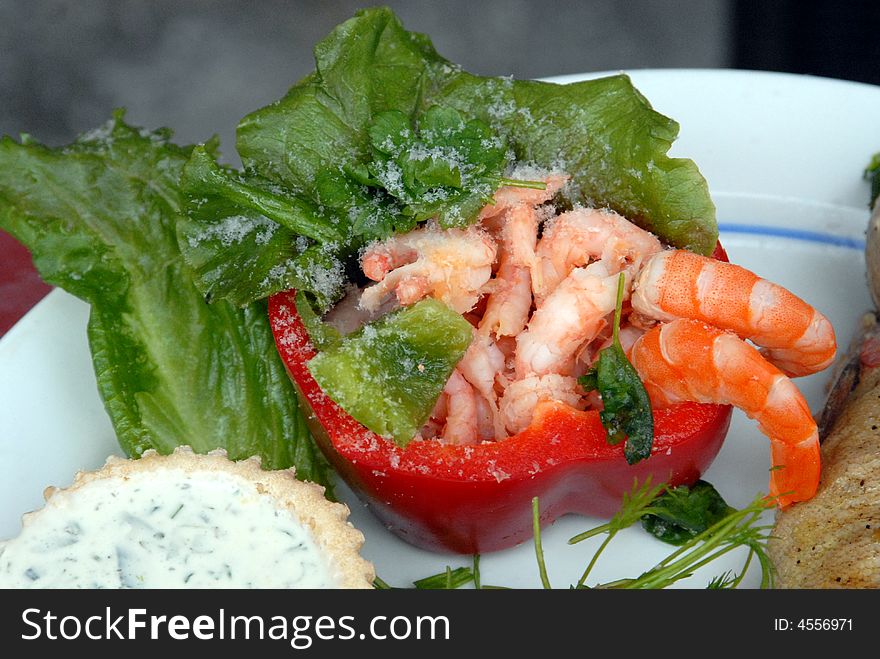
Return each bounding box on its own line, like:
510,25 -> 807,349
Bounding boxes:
718,223 -> 865,250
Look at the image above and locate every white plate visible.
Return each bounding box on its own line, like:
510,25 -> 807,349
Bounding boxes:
2,70 -> 879,589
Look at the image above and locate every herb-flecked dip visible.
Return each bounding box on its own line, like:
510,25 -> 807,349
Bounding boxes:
0,470 -> 334,588
0,448 -> 375,589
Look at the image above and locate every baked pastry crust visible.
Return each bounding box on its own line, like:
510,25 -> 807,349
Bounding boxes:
6,446 -> 375,589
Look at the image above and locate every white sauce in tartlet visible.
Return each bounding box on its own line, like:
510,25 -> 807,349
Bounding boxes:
0,469 -> 338,588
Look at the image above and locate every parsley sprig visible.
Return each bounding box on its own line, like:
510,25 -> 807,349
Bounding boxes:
579,272 -> 654,464
350,105 -> 547,230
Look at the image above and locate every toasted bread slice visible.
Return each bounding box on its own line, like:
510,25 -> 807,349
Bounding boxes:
769,313 -> 880,588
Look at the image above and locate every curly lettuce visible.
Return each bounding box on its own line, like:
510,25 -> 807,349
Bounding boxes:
0,113 -> 333,489
179,6 -> 717,308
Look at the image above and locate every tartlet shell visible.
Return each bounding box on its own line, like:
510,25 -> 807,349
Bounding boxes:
12,446 -> 375,589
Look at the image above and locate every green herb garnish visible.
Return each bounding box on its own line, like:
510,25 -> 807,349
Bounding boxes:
579,273 -> 654,464
568,478 -> 667,587
563,480 -> 775,589
391,479 -> 774,589
413,566 -> 476,590
532,496 -> 552,589
640,479 -> 736,545
375,554 -> 507,590
374,566 -> 475,590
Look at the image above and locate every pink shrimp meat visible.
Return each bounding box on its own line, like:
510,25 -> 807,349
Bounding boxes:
360,225 -> 496,314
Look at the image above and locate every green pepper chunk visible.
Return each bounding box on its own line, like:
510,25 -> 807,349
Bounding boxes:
306,299 -> 474,447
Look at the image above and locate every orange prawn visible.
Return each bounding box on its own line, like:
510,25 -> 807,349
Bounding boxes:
629,318 -> 820,507
632,249 -> 836,377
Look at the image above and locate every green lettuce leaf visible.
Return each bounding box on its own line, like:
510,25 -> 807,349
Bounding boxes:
178,8 -> 452,306
179,7 -> 716,307
177,145 -> 347,309
360,105 -> 512,227
436,73 -> 717,254
0,111 -> 333,489
236,13 -> 447,191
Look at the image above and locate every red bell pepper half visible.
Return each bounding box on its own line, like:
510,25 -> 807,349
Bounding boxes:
268,244 -> 733,554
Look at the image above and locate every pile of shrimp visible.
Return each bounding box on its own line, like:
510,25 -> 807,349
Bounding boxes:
357,174 -> 836,506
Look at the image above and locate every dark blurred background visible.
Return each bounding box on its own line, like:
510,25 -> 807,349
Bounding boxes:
0,0 -> 734,153
734,1 -> 880,86
0,0 -> 880,152
1,0 -> 878,153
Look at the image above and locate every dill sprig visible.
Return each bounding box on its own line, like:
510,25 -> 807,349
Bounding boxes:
558,479 -> 776,589
532,497 -> 552,589
377,479 -> 775,589
567,478 -> 668,587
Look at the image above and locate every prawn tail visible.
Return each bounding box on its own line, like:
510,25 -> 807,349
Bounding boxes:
769,432 -> 821,507
759,309 -> 837,378
630,318 -> 822,508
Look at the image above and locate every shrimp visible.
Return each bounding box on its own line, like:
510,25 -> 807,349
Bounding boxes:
477,174 -> 569,224
514,261 -> 621,378
474,396 -> 497,442
440,370 -> 479,445
426,352 -> 501,444
359,225 -> 496,314
480,204 -> 540,338
457,333 -> 506,440
631,249 -> 836,377
479,175 -> 569,337
499,373 -> 584,434
628,318 -> 820,507
535,207 -> 662,303
420,392 -> 447,441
